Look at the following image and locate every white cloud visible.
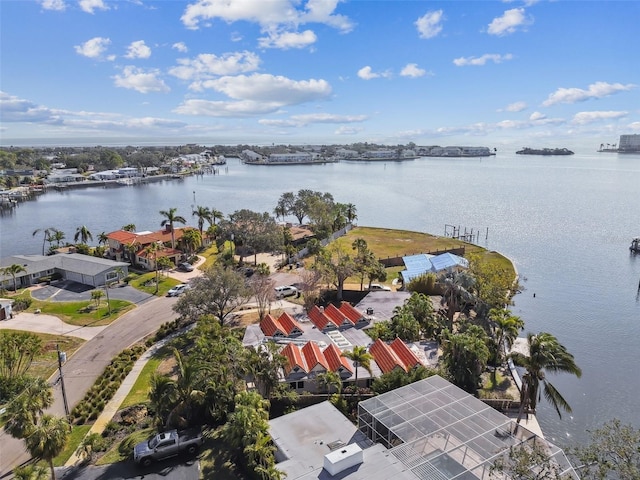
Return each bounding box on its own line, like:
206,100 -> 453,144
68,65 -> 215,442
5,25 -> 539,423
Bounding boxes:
529,111 -> 546,121
357,66 -> 391,80
628,122 -> 640,131
113,66 -> 170,93
79,0 -> 108,14
572,111 -> 628,125
174,99 -> 283,117
400,63 -> 426,78
453,53 -> 513,66
40,0 -> 66,11
335,125 -> 363,135
181,0 -> 353,36
74,37 -> 112,59
542,81 -> 636,106
503,101 -> 527,112
201,73 -> 331,104
169,51 -> 261,83
172,42 -> 188,53
0,92 -> 59,123
258,30 -> 317,49
125,40 -> 151,59
415,10 -> 444,39
259,119 -> 299,127
487,8 -> 531,36
290,113 -> 367,124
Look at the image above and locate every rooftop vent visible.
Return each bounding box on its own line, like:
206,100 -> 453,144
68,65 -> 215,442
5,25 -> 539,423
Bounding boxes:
323,443 -> 363,476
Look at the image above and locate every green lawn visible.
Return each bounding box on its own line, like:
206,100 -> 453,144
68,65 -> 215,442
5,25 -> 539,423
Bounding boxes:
25,296 -> 135,327
53,424 -> 91,466
96,427 -> 153,465
129,272 -> 181,296
119,344 -> 174,409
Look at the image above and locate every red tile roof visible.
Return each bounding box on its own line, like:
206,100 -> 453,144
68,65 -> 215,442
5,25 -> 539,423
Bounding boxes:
308,305 -> 339,330
339,302 -> 364,323
369,339 -> 406,374
324,303 -> 353,327
107,230 -> 138,243
281,343 -> 307,376
390,338 -> 421,370
137,246 -> 182,258
277,312 -> 303,335
301,342 -> 329,372
323,343 -> 353,374
260,314 -> 285,337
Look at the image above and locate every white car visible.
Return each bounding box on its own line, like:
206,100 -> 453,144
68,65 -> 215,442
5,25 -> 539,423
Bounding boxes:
275,285 -> 298,299
167,284 -> 190,297
368,283 -> 391,291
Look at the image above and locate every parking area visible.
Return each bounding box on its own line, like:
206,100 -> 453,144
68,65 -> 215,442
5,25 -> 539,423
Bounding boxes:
30,280 -> 153,304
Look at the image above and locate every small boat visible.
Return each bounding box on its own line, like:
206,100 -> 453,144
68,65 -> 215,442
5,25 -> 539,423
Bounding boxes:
630,238 -> 640,253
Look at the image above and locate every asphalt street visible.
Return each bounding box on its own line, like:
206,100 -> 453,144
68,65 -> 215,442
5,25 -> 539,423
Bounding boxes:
0,294 -> 181,478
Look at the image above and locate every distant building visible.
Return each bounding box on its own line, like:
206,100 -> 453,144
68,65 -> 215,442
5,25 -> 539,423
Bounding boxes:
619,134 -> 640,152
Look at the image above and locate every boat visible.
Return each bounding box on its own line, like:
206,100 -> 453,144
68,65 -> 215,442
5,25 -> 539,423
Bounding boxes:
516,147 -> 574,155
631,238 -> 640,253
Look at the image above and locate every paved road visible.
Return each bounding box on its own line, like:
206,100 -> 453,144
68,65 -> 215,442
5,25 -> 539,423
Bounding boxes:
58,457 -> 199,480
0,295 -> 181,478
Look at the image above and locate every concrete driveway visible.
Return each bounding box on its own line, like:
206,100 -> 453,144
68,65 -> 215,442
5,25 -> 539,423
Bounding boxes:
0,312 -> 106,340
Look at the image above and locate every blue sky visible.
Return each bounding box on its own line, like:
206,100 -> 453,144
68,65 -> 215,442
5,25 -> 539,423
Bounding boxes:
1,0 -> 638,148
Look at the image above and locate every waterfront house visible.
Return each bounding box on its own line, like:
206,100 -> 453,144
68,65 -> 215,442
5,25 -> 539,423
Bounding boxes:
400,252 -> 469,284
0,253 -> 129,288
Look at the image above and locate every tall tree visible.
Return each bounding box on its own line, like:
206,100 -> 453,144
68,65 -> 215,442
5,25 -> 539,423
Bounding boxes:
165,348 -> 206,429
2,264 -> 26,292
510,332 -> 582,424
49,229 -> 65,249
97,231 -> 109,245
316,371 -> 342,399
0,331 -> 43,379
192,205 -> 212,239
180,229 -> 202,255
24,414 -> 71,480
441,324 -> 490,394
313,243 -> 356,301
210,208 -> 224,226
144,242 -> 162,294
74,225 -> 93,245
341,346 -> 373,397
121,223 -> 136,232
345,203 -> 358,224
159,207 -> 186,249
32,228 -> 53,255
2,377 -> 53,440
173,263 -> 251,325
487,308 -> 524,376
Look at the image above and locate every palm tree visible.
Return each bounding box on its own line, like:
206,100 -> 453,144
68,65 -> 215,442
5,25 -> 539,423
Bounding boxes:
2,377 -> 53,439
2,264 -> 27,292
345,203 -> 357,224
122,223 -> 136,232
74,225 -> 93,245
510,332 -> 582,424
165,348 -> 206,429
24,414 -> 71,480
192,205 -> 212,239
211,208 -> 224,226
144,242 -> 162,294
489,308 -> 524,366
32,228 -> 53,255
159,207 -> 186,249
148,373 -> 177,428
316,371 -> 342,399
49,229 -> 65,249
341,346 -> 373,398
97,231 -> 109,245
180,229 -> 202,255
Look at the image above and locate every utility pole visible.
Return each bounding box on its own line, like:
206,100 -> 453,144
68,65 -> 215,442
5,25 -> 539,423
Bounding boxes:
56,344 -> 70,417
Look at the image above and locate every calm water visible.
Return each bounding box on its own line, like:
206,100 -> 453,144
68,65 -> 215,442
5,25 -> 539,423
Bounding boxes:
2,152 -> 640,446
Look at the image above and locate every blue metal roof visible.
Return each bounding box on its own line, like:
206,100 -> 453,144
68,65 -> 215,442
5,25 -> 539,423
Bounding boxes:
401,252 -> 468,284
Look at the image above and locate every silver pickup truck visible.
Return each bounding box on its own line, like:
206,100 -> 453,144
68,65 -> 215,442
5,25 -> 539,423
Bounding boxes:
133,428 -> 203,467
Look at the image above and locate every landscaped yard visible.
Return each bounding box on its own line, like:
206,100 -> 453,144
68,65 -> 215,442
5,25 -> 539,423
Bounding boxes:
128,272 -> 181,296
24,296 -> 135,327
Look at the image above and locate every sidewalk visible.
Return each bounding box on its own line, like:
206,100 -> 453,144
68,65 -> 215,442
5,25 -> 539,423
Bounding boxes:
63,336 -> 170,467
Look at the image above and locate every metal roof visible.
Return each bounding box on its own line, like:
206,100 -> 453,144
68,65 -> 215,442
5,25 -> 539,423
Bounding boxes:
358,376 -> 578,479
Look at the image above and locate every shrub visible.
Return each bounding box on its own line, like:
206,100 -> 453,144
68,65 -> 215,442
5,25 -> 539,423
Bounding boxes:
12,297 -> 32,311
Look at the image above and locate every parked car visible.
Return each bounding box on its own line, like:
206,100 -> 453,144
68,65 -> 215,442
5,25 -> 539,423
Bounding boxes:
133,428 -> 203,467
367,283 -> 391,291
178,262 -> 194,272
275,285 -> 298,299
167,284 -> 190,297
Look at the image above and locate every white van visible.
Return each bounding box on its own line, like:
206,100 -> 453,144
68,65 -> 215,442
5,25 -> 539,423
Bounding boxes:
275,285 -> 298,299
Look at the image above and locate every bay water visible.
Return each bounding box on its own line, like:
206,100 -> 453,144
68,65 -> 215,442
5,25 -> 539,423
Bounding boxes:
1,151 -> 639,446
